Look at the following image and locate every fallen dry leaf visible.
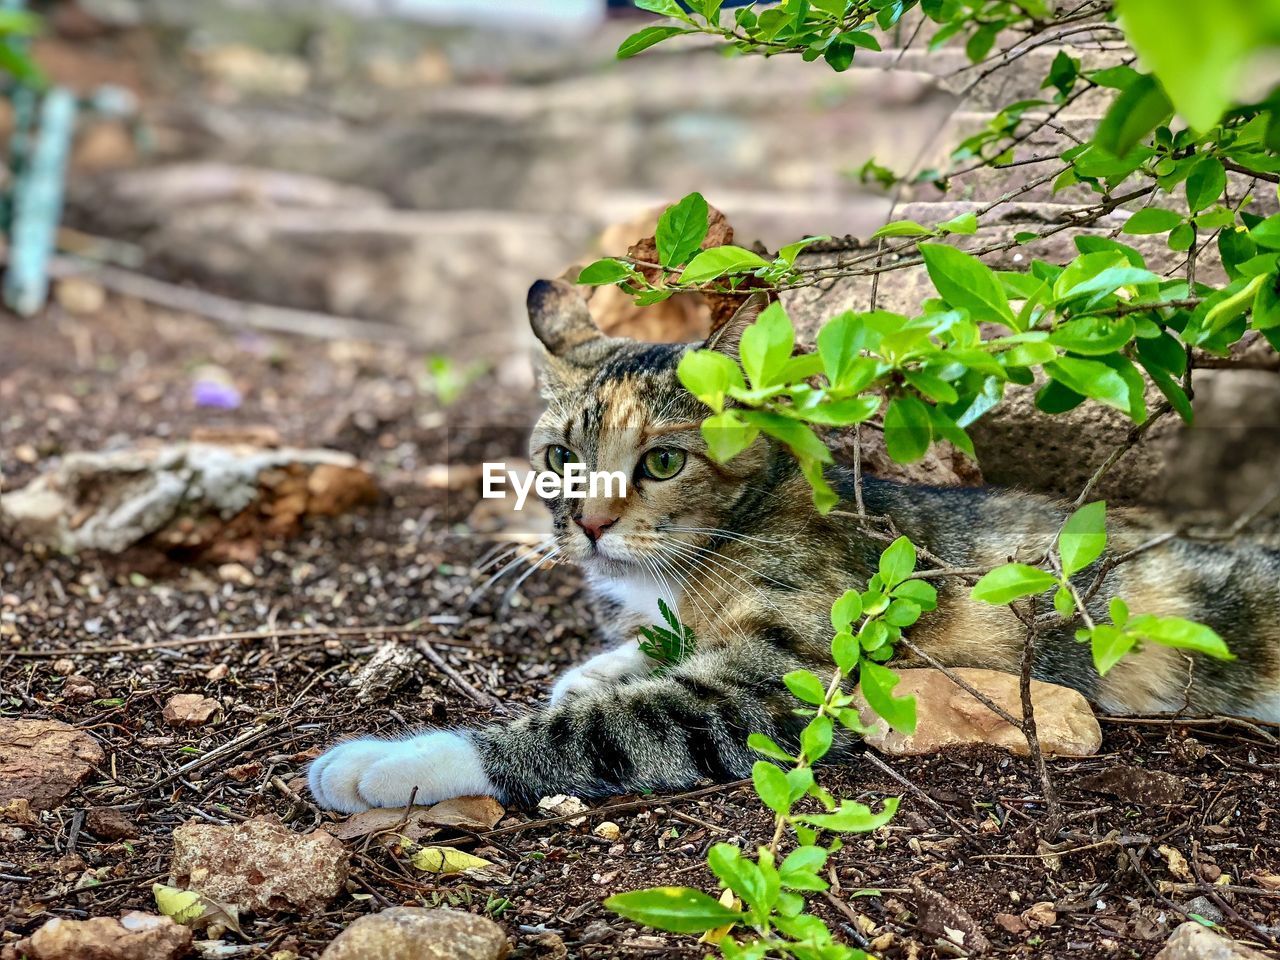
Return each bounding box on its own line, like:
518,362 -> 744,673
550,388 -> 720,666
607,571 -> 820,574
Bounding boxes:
1158,844 -> 1193,882
1021,901 -> 1057,928
153,883 -> 243,937
1251,872 -> 1280,891
409,846 -> 492,874
331,795 -> 505,842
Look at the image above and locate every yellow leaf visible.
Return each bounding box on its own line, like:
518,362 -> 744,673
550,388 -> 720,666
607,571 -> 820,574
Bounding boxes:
409,846 -> 493,874
698,889 -> 740,944
151,883 -> 243,935
1158,844 -> 1192,882
152,883 -> 205,924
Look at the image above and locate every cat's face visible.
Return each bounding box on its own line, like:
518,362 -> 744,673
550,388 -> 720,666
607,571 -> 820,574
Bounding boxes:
525,279 -> 768,576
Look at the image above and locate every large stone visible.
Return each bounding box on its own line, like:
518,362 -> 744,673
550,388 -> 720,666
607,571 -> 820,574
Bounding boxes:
23,912 -> 192,960
0,719 -> 105,811
320,906 -> 509,960
0,442 -> 377,559
855,667 -> 1101,758
1154,921 -> 1273,960
170,815 -> 349,914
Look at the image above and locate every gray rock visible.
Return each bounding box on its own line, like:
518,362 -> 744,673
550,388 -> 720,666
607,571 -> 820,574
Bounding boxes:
320,906 -> 509,960
0,442 -> 375,555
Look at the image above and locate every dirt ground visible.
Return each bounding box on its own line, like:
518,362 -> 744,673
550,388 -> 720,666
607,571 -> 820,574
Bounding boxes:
2,299 -> 1279,959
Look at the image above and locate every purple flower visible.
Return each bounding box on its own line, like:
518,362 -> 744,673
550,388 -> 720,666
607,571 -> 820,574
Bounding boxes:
192,379 -> 242,409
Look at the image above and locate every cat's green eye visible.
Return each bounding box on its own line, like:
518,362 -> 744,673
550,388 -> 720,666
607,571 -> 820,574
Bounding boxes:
641,447 -> 686,481
546,444 -> 578,475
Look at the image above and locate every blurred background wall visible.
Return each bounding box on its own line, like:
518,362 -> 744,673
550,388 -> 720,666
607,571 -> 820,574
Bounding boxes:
41,0 -> 953,359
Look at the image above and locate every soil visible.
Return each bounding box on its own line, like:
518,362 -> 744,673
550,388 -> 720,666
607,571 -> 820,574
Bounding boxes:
2,301 -> 1279,959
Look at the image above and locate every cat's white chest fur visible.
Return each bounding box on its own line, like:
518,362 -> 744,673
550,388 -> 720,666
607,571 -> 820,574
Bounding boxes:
588,568 -> 682,622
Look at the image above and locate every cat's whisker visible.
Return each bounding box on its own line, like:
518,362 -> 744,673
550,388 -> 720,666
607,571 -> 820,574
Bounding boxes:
651,545 -> 772,642
499,547 -> 560,612
646,551 -> 737,652
465,541 -> 553,608
660,525 -> 793,545
473,537 -> 547,575
657,538 -> 794,595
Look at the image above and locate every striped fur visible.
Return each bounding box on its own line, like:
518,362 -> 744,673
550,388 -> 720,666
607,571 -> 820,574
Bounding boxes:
308,281 -> 1280,812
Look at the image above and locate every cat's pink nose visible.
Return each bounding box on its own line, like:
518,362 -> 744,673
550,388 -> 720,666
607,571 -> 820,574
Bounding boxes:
575,515 -> 618,543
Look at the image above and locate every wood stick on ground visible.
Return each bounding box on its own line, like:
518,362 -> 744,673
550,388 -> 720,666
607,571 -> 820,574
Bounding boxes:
416,638 -> 505,714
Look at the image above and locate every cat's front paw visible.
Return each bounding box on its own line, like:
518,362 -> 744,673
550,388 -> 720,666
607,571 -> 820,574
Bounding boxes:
307,731 -> 494,813
550,641 -> 652,705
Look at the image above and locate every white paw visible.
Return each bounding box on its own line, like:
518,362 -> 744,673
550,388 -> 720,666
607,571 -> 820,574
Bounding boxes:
550,640 -> 652,705
307,731 -> 494,813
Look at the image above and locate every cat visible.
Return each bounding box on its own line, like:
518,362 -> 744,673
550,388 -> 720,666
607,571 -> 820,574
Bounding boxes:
308,278 -> 1280,813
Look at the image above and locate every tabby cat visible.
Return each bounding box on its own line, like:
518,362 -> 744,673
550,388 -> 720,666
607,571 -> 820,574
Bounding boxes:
309,279 -> 1280,813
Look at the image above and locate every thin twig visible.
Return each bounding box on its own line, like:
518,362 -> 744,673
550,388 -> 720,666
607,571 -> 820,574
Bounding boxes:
415,639 -> 505,714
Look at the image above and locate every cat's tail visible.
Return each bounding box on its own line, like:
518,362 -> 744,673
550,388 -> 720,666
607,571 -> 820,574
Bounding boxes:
472,639 -> 817,804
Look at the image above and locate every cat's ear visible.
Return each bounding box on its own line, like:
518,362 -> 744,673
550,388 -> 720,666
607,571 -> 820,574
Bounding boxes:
704,291 -> 769,357
527,279 -> 601,356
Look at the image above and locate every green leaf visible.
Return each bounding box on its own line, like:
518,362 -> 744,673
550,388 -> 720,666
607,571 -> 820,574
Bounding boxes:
816,311 -> 870,386
748,732 -> 795,763
937,211 -> 978,235
604,887 -> 743,933
892,579 -> 937,610
831,589 -> 863,632
878,536 -> 917,589
920,243 -> 1014,325
970,564 -> 1060,605
1110,597 -> 1130,628
707,844 -> 767,908
795,797 -> 899,833
681,245 -> 771,284
739,301 -> 795,388
1128,615 -> 1234,660
1053,585 -> 1075,618
655,192 -> 709,268
1058,501 -> 1107,577
578,258 -> 638,286
883,394 -> 933,463
636,0 -> 687,17
859,661 -> 917,734
1089,624 -> 1136,675
617,25 -> 688,59
702,410 -> 759,461
871,219 -> 934,239
1049,316 -> 1136,356
1185,157 -> 1227,214
784,669 -> 827,706
832,630 -> 859,673
741,411 -> 832,464
752,760 -> 793,814
1115,0 -> 1253,130
1044,357 -> 1133,414
800,396 -> 881,426
883,598 -> 921,627
678,349 -> 743,413
780,845 -> 828,879
1122,208 -> 1183,235
824,34 -> 858,71
777,236 -> 828,265
801,714 -> 834,762
1095,72 -> 1172,156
